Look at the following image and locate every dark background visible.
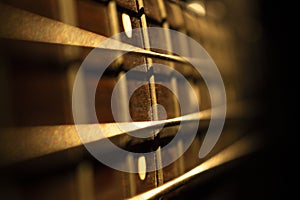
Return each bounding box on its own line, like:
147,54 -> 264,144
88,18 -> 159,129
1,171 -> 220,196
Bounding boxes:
172,0 -> 293,199
209,1 -> 291,199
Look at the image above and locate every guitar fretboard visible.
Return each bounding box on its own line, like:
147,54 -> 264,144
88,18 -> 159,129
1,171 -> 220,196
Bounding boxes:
0,0 -> 260,199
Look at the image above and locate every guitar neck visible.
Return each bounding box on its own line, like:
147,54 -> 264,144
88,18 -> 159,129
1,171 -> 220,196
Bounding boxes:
0,0 -> 261,199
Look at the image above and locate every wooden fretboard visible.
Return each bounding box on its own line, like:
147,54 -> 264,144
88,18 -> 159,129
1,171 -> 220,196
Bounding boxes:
0,0 -> 261,199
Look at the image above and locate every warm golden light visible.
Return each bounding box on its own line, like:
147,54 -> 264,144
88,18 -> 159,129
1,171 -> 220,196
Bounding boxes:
0,4 -> 185,63
138,156 -> 147,180
187,2 -> 206,16
122,13 -> 133,38
127,135 -> 258,200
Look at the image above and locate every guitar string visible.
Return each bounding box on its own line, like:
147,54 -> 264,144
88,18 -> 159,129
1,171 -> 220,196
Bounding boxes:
0,109 -> 213,166
1,102 -> 252,168
127,133 -> 261,200
0,3 -> 189,64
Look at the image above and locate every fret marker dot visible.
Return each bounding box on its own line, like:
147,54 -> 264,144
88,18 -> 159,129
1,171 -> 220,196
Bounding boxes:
122,13 -> 132,38
138,156 -> 147,180
187,2 -> 206,16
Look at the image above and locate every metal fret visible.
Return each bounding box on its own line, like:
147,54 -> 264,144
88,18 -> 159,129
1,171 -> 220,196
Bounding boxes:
108,1 -> 137,197
58,0 -> 79,60
158,0 -> 186,178
77,161 -> 95,200
137,0 -> 164,187
108,1 -> 130,121
58,0 -> 83,125
136,0 -> 159,121
164,0 -> 184,29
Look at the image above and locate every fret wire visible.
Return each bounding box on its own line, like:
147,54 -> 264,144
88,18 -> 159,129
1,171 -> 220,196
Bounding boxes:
108,1 -> 130,122
77,161 -> 95,200
108,0 -> 136,196
58,0 -> 80,60
175,5 -> 204,177
108,1 -> 137,197
136,0 -> 159,121
58,0 -> 84,125
108,0 -> 124,67
126,154 -> 137,196
157,0 -> 167,19
159,0 -> 184,176
60,3 -> 98,199
179,9 -> 205,112
137,0 -> 164,187
127,0 -> 158,192
161,21 -> 180,118
167,0 -> 205,17
165,0 -> 184,30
